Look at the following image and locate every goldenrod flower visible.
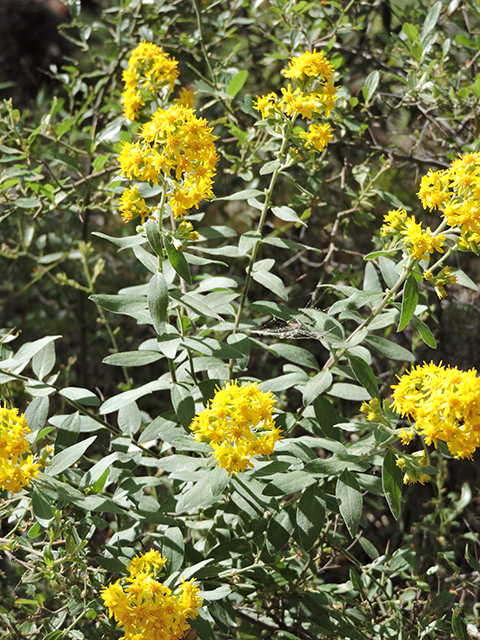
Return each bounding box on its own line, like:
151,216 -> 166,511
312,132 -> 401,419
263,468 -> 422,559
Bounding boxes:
380,208 -> 409,236
417,153 -> 480,246
392,362 -> 480,459
282,49 -> 334,82
0,406 -> 40,494
299,123 -> 334,152
118,185 -> 152,223
121,41 -> 179,121
101,550 -> 202,640
189,380 -> 282,475
401,215 -> 445,261
253,51 -> 337,156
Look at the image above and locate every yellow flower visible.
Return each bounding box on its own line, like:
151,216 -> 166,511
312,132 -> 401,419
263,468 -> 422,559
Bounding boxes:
253,92 -> 278,119
282,49 -> 334,82
299,123 -> 334,152
174,87 -> 196,108
101,551 -> 201,640
189,380 -> 282,475
380,208 -> 409,236
118,185 -> 152,223
400,215 -> 445,261
0,406 -> 40,494
121,41 -> 179,121
391,362 -> 480,459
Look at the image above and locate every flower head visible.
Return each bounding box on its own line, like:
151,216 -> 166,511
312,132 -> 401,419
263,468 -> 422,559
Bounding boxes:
101,550 -> 201,640
0,406 -> 40,494
121,41 -> 179,121
189,380 -> 282,475
282,50 -> 334,82
391,362 -> 480,459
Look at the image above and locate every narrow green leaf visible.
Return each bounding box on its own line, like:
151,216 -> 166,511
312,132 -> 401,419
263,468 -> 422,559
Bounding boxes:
32,486 -> 54,528
172,384 -> 195,429
296,485 -> 325,551
347,353 -> 379,400
266,507 -> 295,553
103,350 -> 163,367
227,70 -> 248,98
251,270 -> 288,300
328,383 -> 370,401
32,340 -> 56,381
25,396 -> 49,433
60,387 -> 100,407
46,436 -> 97,476
409,314 -> 436,348
336,471 -> 363,537
362,70 -> 380,105
164,235 -> 192,284
145,217 -> 164,257
162,526 -> 185,573
271,205 -> 306,226
148,271 -> 169,335
216,188 -> 263,201
398,274 -> 418,331
365,335 -> 415,362
421,1 -> 442,40
302,371 -> 333,406
382,450 -> 403,520
452,607 -> 469,640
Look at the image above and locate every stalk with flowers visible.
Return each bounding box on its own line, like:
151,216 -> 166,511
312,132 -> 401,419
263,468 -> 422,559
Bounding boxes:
2,3 -> 480,638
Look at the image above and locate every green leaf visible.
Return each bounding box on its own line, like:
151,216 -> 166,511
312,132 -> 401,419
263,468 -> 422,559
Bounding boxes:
100,379 -> 170,415
271,205 -> 306,226
148,271 -> 169,335
328,383 -> 370,401
32,340 -> 56,381
365,335 -> 415,362
362,70 -> 380,105
79,452 -> 119,490
382,450 -> 403,520
25,396 -> 49,433
89,294 -> 148,320
162,526 -> 185,573
421,1 -> 442,40
409,314 -> 437,348
145,217 -> 164,257
297,485 -> 325,551
268,343 -> 318,370
46,436 -> 97,476
216,188 -> 263,201
164,235 -> 192,284
172,384 -> 195,429
263,470 -> 317,496
302,371 -> 333,406
0,335 -> 62,371
227,70 -> 248,98
347,354 -> 379,400
32,486 -> 54,528
251,270 -> 288,300
103,350 -> 163,367
266,507 -> 295,553
59,387 -> 100,407
451,607 -> 469,640
398,274 -> 418,331
336,471 -> 363,537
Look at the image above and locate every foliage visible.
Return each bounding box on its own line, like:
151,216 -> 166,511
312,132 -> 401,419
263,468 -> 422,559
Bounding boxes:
1,1 -> 480,639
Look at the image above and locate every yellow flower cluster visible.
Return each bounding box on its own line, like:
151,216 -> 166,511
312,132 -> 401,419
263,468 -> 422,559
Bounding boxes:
417,152 -> 480,245
391,362 -> 480,459
101,550 -> 202,640
396,451 -> 430,485
0,406 -> 40,494
117,43 -> 218,223
253,50 -> 337,153
189,380 -> 282,475
121,41 -> 179,121
381,208 -> 445,261
424,266 -> 457,299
